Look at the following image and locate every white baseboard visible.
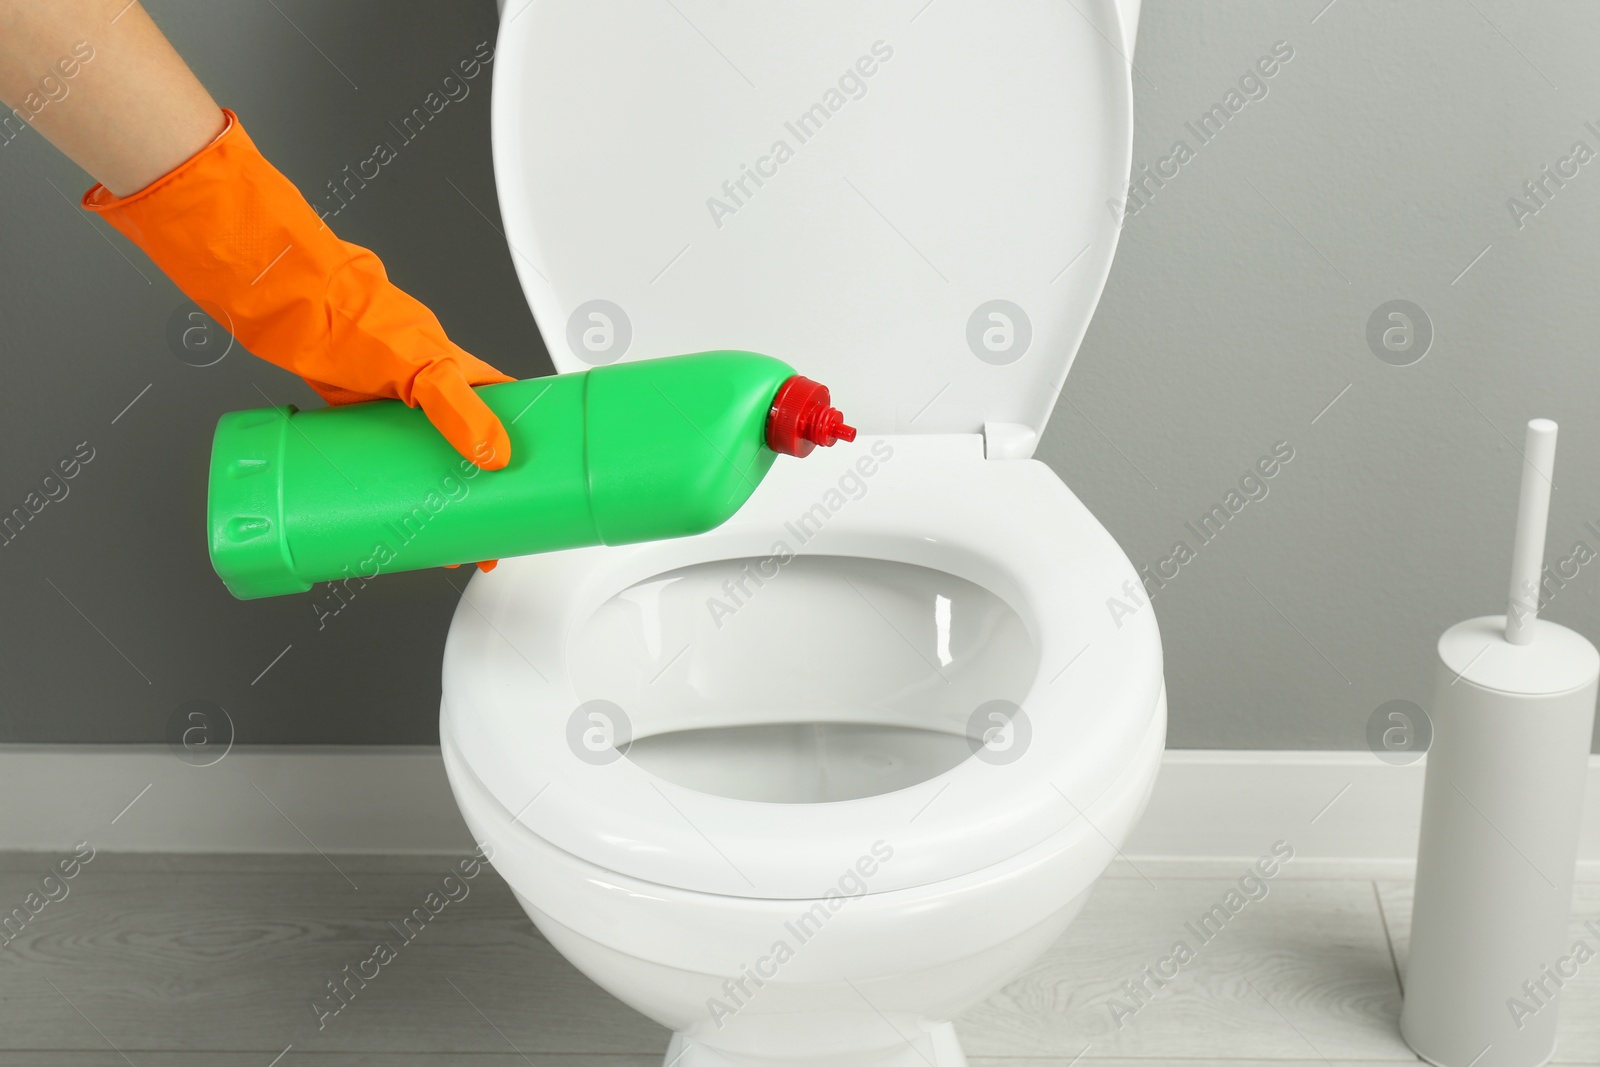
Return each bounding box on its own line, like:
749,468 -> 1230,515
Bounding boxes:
0,745 -> 473,854
2,746 -> 1597,872
1127,750 -> 1600,878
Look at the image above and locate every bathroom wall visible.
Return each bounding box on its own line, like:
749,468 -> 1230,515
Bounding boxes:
0,0 -> 537,746
1,0 -> 1595,750
1048,0 -> 1600,749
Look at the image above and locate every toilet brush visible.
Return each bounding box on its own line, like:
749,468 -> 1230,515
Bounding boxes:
1400,419 -> 1599,1067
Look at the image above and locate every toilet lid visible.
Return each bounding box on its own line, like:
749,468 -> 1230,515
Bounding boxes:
493,0 -> 1134,439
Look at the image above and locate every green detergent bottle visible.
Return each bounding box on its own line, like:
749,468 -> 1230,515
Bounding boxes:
207,350 -> 855,600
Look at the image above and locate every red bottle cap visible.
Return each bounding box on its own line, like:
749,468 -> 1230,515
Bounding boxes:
766,375 -> 857,457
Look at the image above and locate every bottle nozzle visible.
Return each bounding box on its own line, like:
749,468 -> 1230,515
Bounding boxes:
815,406 -> 857,445
766,376 -> 856,457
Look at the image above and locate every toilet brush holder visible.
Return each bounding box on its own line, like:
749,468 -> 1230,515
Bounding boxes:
1401,419 -> 1599,1067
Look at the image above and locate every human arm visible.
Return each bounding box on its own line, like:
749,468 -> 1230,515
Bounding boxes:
0,0 -> 223,196
0,0 -> 513,469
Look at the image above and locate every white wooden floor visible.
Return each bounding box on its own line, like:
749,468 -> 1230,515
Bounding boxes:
0,852 -> 1596,1065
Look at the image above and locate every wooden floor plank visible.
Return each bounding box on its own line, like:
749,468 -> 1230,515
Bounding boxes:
0,1057 -> 660,1066
957,875 -> 1412,1060
0,1055 -> 1465,1066
970,1061 -> 1420,1067
23,852 -> 1598,1062
0,863 -> 665,1056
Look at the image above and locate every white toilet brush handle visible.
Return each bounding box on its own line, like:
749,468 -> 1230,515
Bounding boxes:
1505,418 -> 1558,645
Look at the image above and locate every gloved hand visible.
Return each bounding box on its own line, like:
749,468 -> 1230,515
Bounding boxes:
82,108 -> 513,470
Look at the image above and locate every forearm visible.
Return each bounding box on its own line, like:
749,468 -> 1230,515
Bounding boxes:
0,0 -> 222,196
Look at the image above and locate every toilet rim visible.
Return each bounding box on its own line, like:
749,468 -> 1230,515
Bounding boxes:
441,439 -> 1164,897
443,690 -> 1164,978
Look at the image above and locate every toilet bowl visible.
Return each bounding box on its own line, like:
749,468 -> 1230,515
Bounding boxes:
443,2 -> 1160,1063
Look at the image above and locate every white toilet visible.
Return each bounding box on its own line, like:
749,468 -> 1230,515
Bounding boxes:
442,2 -> 1163,1064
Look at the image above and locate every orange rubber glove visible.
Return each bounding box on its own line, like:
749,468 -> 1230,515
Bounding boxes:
82,109 -> 513,470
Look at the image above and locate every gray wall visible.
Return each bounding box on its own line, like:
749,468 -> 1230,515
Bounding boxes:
2,0 -> 1596,749
1050,0 -> 1600,748
1,0 -> 548,745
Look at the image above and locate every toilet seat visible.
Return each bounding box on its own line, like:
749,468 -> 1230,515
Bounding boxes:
443,434 -> 1162,899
